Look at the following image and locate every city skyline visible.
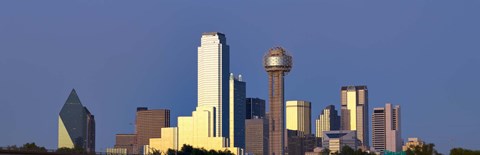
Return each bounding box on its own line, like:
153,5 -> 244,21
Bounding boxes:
1,1 -> 480,154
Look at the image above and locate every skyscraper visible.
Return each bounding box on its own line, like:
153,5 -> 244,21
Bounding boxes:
246,98 -> 266,119
58,89 -> 95,153
315,105 -> 340,138
229,73 -> 246,148
372,103 -> 401,152
286,100 -> 311,135
159,32 -> 242,154
135,107 -> 170,154
263,47 -> 293,155
198,32 -> 230,138
340,85 -> 369,147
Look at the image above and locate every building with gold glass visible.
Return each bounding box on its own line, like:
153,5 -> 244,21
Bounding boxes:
315,105 -> 340,138
340,85 -> 369,148
286,100 -> 311,136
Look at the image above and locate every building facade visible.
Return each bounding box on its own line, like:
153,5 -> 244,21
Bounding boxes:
315,105 -> 340,138
264,47 -> 293,155
340,85 -> 369,147
135,107 -> 170,153
58,89 -> 95,153
229,73 -> 246,148
114,134 -> 136,155
286,100 -> 312,136
149,127 -> 178,153
246,98 -> 266,119
245,118 -> 269,155
322,130 -> 360,154
286,133 -> 320,155
372,103 -> 401,152
198,32 -> 230,138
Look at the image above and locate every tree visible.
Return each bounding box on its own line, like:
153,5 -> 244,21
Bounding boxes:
18,142 -> 47,152
450,148 -> 480,155
150,148 -> 162,155
340,146 -> 355,155
405,143 -> 442,155
322,148 -> 331,155
56,147 -> 85,154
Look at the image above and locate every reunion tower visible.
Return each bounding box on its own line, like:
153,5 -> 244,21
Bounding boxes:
263,47 -> 293,155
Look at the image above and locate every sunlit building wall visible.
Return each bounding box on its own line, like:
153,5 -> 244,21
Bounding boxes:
149,127 -> 178,153
286,100 -> 312,135
198,32 -> 230,138
340,85 -> 369,147
229,73 -> 246,148
106,148 -> 127,155
315,105 -> 340,138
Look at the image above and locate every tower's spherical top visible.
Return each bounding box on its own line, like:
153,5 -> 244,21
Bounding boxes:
263,47 -> 293,73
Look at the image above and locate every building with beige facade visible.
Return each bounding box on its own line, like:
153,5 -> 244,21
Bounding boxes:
148,32 -> 243,155
372,103 -> 401,152
286,100 -> 312,136
340,85 -> 369,148
315,105 -> 340,138
149,127 -> 178,152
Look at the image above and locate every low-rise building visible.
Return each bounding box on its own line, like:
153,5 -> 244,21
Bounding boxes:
322,130 -> 360,154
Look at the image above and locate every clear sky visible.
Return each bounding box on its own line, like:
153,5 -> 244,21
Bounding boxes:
1,0 -> 479,153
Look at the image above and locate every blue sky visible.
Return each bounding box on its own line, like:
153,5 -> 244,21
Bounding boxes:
0,1 -> 479,153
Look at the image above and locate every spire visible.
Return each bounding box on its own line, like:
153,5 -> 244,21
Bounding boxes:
65,89 -> 82,105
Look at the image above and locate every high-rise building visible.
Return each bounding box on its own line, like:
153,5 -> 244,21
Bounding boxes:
322,130 -> 360,154
286,100 -> 312,135
245,118 -> 269,155
229,73 -> 246,148
58,89 -> 95,153
246,98 -> 266,119
315,105 -> 340,138
198,32 -> 230,138
114,134 -> 136,155
85,108 -> 95,153
135,107 -> 170,154
263,47 -> 293,155
340,85 -> 369,147
151,32 -> 243,155
372,103 -> 401,152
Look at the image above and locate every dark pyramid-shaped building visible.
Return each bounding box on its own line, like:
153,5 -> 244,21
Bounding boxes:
58,89 -> 95,153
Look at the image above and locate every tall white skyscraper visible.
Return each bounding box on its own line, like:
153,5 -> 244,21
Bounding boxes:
372,103 -> 402,152
197,32 -> 230,138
